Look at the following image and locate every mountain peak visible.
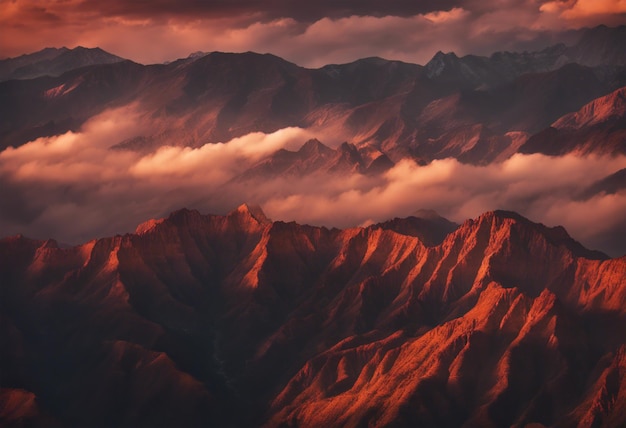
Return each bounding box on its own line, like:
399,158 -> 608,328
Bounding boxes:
298,139 -> 333,156
338,141 -> 359,154
187,51 -> 208,60
431,50 -> 459,61
471,210 -> 608,260
234,203 -> 271,224
412,208 -> 445,220
135,218 -> 166,235
353,56 -> 390,66
425,51 -> 460,77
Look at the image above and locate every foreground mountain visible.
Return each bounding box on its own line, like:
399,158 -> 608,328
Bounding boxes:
1,205 -> 625,427
0,46 -> 125,82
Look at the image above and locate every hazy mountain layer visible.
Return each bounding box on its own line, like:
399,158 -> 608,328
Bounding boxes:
0,47 -> 125,82
1,25 -> 625,164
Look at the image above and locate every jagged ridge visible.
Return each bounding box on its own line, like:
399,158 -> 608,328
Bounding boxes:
0,206 -> 625,427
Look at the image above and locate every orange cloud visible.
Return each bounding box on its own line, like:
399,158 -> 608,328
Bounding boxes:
541,0 -> 626,21
423,7 -> 468,23
565,0 -> 626,18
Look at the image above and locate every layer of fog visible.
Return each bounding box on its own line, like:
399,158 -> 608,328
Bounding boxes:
1,107 -> 625,257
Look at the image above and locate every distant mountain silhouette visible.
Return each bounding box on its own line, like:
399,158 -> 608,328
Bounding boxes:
0,46 -> 125,81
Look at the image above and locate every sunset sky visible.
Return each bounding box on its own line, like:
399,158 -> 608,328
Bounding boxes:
2,0 -> 626,67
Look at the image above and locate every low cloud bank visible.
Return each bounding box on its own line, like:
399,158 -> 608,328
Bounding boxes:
254,155 -> 626,257
1,111 -> 625,256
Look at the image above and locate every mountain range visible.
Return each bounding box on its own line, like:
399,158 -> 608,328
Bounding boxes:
1,24 -> 626,428
1,25 -> 625,164
1,205 -> 625,426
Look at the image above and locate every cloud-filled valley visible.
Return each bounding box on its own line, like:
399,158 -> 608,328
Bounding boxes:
1,106 -> 624,256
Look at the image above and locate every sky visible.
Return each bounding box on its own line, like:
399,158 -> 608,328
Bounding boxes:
1,0 -> 626,66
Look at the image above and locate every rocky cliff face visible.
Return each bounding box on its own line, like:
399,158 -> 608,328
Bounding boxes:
521,86 -> 626,156
1,205 -> 625,427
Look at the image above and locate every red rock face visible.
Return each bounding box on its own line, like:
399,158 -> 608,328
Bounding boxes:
1,205 -> 625,427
